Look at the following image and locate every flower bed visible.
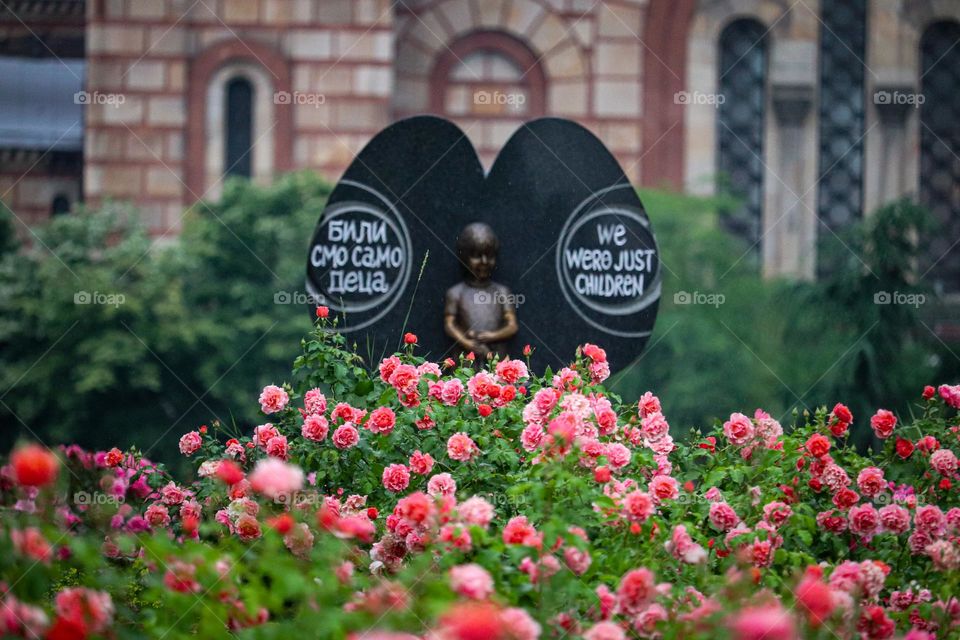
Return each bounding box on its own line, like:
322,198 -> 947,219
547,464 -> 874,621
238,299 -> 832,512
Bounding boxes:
2,314 -> 960,639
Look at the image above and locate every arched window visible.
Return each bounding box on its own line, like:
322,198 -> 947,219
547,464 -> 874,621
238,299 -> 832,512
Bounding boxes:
817,0 -> 867,271
431,32 -> 546,165
50,194 -> 70,216
716,18 -> 767,254
224,77 -> 254,179
920,20 -> 960,294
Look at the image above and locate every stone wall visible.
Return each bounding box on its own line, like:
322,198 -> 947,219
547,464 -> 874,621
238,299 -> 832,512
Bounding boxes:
84,0 -> 393,236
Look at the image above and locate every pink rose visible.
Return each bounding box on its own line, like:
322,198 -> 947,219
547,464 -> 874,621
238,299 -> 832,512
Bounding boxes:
521,424 -> 545,452
303,388 -> 327,415
366,407 -> 397,435
637,391 -> 661,418
617,568 -> 655,615
848,504 -> 880,538
583,621 -> 625,640
640,412 -> 669,442
604,443 -> 631,470
498,608 -> 540,640
458,496 -> 495,528
495,358 -> 529,384
252,423 -> 279,449
879,504 -> 910,534
408,450 -> 434,475
856,467 -> 885,497
332,424 -> 359,449
144,503 -> 170,528
449,563 -> 494,599
447,432 -> 479,462
178,431 -> 202,456
258,385 -> 289,414
378,356 -> 401,384
649,475 -> 679,502
709,502 -> 739,531
440,379 -> 465,406
869,409 -> 897,439
623,491 -> 654,523
914,505 -> 946,535
381,464 -> 411,493
728,604 -> 796,640
248,458 -> 303,501
301,415 -> 329,442
265,435 -> 288,460
563,546 -> 592,575
723,413 -> 755,446
388,363 -> 420,395
930,448 -> 958,476
427,472 -> 456,497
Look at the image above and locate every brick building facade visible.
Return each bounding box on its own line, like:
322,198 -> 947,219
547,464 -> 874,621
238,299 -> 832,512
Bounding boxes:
1,0 -> 958,291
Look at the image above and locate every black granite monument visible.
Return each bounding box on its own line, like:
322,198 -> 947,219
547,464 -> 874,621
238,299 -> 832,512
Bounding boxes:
305,116 -> 660,372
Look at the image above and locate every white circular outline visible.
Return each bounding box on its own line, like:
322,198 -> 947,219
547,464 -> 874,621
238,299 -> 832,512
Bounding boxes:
554,187 -> 662,338
305,182 -> 413,332
560,207 -> 661,315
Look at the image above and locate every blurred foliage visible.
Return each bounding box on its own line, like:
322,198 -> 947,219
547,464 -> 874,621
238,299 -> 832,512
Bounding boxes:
0,174 -> 956,460
0,173 -> 330,464
613,193 -> 953,446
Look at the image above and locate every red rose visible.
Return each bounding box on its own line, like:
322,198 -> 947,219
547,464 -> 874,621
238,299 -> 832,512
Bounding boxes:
477,404 -> 493,418
829,419 -> 849,437
105,447 -> 124,467
216,460 -> 245,485
315,305 -> 329,318
11,444 -> 59,487
870,409 -> 897,439
895,438 -> 915,459
805,434 -> 831,458
832,488 -> 860,510
367,507 -> 379,519
832,403 -> 853,424
523,344 -> 532,356
404,332 -> 417,344
594,466 -> 611,483
923,385 -> 936,400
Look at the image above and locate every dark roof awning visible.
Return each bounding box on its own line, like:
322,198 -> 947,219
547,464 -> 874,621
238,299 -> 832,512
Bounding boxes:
0,56 -> 84,151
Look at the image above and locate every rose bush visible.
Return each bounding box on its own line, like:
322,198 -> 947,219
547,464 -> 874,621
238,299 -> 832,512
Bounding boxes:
1,313 -> 960,639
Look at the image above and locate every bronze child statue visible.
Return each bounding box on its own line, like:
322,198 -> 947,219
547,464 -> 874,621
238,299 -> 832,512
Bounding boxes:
444,222 -> 518,360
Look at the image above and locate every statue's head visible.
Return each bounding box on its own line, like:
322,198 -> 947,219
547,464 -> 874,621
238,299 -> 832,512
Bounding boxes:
457,222 -> 499,282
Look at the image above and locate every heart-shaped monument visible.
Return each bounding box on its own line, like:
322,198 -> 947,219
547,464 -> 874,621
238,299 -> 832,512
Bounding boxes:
305,116 -> 661,372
